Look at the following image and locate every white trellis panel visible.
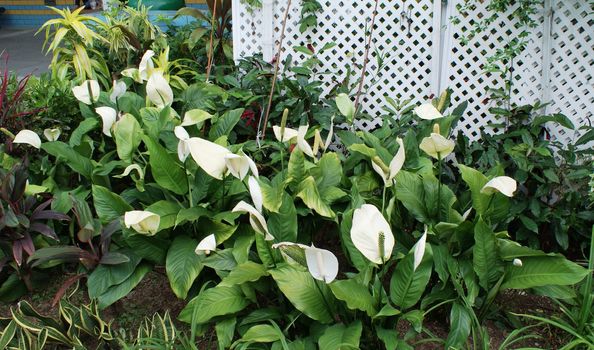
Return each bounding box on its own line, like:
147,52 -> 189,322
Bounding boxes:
232,0 -> 594,143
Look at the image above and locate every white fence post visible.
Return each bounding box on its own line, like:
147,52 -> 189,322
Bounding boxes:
231,0 -> 243,62
431,0 -> 443,95
540,0 -> 554,114
261,0 -> 275,62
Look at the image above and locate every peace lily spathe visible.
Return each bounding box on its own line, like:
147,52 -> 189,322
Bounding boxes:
186,137 -> 231,180
297,125 -> 314,158
273,125 -> 299,143
96,106 -> 118,137
72,80 -> 100,105
138,50 -> 155,81
512,258 -> 523,267
146,71 -> 173,108
413,228 -> 428,271
305,245 -> 339,283
419,124 -> 455,159
248,176 -> 263,213
372,137 -> 405,187
124,211 -> 160,236
481,176 -> 517,197
195,234 -> 217,255
414,103 -> 443,120
351,204 -> 395,264
110,80 -> 127,103
43,128 -> 61,142
232,201 -> 274,241
13,130 -> 41,149
174,126 -> 191,162
225,151 -> 259,180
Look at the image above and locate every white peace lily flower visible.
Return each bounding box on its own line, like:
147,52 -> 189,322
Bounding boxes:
462,208 -> 473,221
72,80 -> 100,105
95,106 -> 118,137
305,245 -> 339,283
186,137 -> 231,180
297,125 -> 314,158
415,103 -> 443,120
413,228 -> 428,271
313,129 -> 324,155
43,128 -> 61,142
481,176 -> 517,197
139,50 -> 155,81
195,234 -> 217,255
272,125 -> 299,143
13,130 -> 41,149
225,151 -> 259,180
110,80 -> 127,103
372,138 -> 406,187
232,201 -> 275,241
512,258 -> 523,267
124,211 -> 160,236
174,126 -> 191,162
324,117 -> 335,150
351,204 -> 395,264
146,71 -> 173,108
248,176 -> 263,213
419,125 -> 455,159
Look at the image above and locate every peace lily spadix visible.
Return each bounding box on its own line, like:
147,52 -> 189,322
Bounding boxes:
414,103 -> 443,120
312,119 -> 334,155
96,106 -> 118,137
372,137 -> 405,187
72,80 -> 100,105
305,245 -> 339,283
232,201 -> 274,241
225,151 -> 259,180
351,204 -> 395,264
43,128 -> 61,142
13,130 -> 41,149
110,80 -> 127,103
146,71 -> 173,108
248,176 -> 263,213
195,234 -> 217,255
419,124 -> 455,159
124,211 -> 160,236
413,228 -> 428,271
174,126 -> 191,162
186,137 -> 231,180
481,176 -> 517,197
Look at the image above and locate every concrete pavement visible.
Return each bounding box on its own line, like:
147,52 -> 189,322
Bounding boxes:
0,28 -> 50,76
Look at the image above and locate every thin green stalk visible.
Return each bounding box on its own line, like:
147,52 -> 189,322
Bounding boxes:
184,162 -> 194,208
266,241 -> 277,269
221,174 -> 226,209
437,154 -> 442,222
381,186 -> 387,216
314,279 -> 335,321
577,226 -> 594,332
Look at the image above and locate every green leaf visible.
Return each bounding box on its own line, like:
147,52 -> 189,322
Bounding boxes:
178,285 -> 249,324
330,279 -> 377,316
92,185 -> 132,224
88,252 -> 141,299
143,136 -> 188,195
394,171 -> 430,223
336,93 -> 355,123
219,261 -> 269,287
311,152 -> 342,190
145,200 -> 180,231
0,320 -> 16,349
519,215 -> 539,233
175,207 -> 209,226
125,235 -> 168,264
267,192 -> 298,242
69,118 -> 98,147
238,324 -> 280,343
209,108 -> 244,140
444,302 -> 472,349
287,148 -> 306,187
97,262 -> 151,309
296,176 -> 335,218
215,317 -> 236,350
501,256 -> 588,289
113,114 -> 143,163
259,175 -> 284,213
390,245 -> 433,309
270,264 -> 334,323
41,142 -> 94,178
166,235 -> 204,299
318,321 -> 362,350
473,218 -> 503,290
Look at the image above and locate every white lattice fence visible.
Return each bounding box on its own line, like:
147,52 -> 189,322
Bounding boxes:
232,0 -> 594,143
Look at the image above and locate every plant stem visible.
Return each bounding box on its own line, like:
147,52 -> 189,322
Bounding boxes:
577,226 -> 594,332
314,279 -> 336,321
184,162 -> 194,208
205,0 -> 218,81
221,174 -> 226,209
260,0 -> 292,139
353,0 -> 380,118
381,185 -> 387,216
437,154 -> 442,222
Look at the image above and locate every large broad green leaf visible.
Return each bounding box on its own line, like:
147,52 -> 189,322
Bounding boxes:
145,200 -> 181,231
296,176 -> 335,218
124,235 -> 168,264
421,173 -> 457,223
178,285 -> 249,324
209,108 -> 244,140
270,264 -> 334,323
143,136 -> 188,195
458,164 -> 508,221
113,114 -> 143,163
473,218 -> 503,290
444,302 -> 472,349
267,192 -> 298,242
311,152 -> 342,190
215,317 -> 236,350
501,256 -> 588,289
330,279 -> 377,316
259,175 -> 284,213
287,149 -> 306,188
92,185 -> 132,224
166,235 -> 205,299
219,261 -> 269,287
88,252 -> 141,299
395,171 -> 430,224
390,245 -> 433,309
41,142 -> 94,178
237,324 -> 281,343
97,262 -> 151,309
69,118 -> 98,147
318,321 -> 362,350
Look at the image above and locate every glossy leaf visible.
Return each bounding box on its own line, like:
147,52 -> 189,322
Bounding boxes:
166,235 -> 204,299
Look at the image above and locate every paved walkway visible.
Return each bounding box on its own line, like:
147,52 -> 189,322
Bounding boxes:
0,28 -> 50,76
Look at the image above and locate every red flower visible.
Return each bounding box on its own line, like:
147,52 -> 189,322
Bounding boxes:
241,109 -> 258,130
